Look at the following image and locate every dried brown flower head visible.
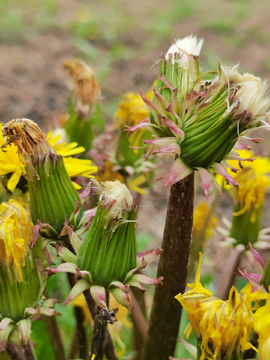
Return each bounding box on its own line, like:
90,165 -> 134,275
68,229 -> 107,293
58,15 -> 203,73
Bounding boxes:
63,59 -> 101,114
1,118 -> 53,163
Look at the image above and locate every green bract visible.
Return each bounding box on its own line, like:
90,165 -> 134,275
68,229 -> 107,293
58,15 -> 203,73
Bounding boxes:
47,180 -> 163,311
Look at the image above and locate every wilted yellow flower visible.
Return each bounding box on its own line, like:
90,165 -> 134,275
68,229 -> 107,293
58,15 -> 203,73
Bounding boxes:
175,253 -> 212,338
0,199 -> 32,280
193,202 -> 218,239
176,254 -> 267,360
0,123 -> 97,191
253,294 -> 270,360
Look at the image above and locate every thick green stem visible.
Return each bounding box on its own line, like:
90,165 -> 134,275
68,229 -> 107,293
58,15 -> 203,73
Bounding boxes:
229,204 -> 262,247
142,172 -> 194,360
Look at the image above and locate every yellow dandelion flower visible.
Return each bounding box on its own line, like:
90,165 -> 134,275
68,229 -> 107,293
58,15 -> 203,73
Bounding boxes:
114,85 -> 155,154
175,253 -> 212,338
0,199 -> 32,280
253,294 -> 270,360
193,202 -> 218,239
114,87 -> 154,128
176,254 -> 268,360
0,124 -> 97,192
0,124 -> 25,192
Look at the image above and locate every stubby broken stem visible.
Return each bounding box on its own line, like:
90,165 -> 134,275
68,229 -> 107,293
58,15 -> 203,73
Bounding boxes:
142,172 -> 194,360
83,289 -> 119,360
21,341 -> 37,360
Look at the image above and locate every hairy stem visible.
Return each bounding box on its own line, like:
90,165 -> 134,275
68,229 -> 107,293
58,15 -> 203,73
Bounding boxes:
83,289 -> 118,360
6,343 -> 24,360
21,341 -> 37,360
142,172 -> 194,360
90,309 -> 108,360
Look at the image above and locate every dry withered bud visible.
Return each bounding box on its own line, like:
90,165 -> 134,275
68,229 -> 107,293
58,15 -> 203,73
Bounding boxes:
1,118 -> 52,163
63,59 -> 101,114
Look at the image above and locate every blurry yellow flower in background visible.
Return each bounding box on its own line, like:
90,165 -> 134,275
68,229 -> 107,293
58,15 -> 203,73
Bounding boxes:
114,87 -> 154,128
0,125 -> 97,191
217,150 -> 270,222
193,202 -> 218,239
114,85 -> 155,154
95,161 -> 124,184
127,174 -> 149,194
253,294 -> 270,360
0,199 -> 33,280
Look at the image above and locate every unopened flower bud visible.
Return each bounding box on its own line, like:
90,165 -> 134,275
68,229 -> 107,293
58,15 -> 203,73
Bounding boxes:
51,180 -> 163,311
125,36 -> 270,195
78,180 -> 136,288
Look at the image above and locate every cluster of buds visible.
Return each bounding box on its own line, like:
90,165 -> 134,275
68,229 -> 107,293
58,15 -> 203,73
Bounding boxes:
125,36 -> 270,195
47,180 -> 163,311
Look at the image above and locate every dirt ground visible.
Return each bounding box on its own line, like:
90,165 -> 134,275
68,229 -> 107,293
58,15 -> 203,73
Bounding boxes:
1,0 -> 270,125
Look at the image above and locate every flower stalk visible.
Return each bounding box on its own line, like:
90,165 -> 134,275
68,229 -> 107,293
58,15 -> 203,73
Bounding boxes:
142,172 -> 194,360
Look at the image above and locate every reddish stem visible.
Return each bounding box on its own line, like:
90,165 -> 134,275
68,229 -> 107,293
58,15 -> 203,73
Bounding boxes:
142,173 -> 194,360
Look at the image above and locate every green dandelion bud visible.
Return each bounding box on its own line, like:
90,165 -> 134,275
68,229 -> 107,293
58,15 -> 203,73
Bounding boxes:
125,35 -> 270,196
78,180 -> 136,288
47,180 -> 163,311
